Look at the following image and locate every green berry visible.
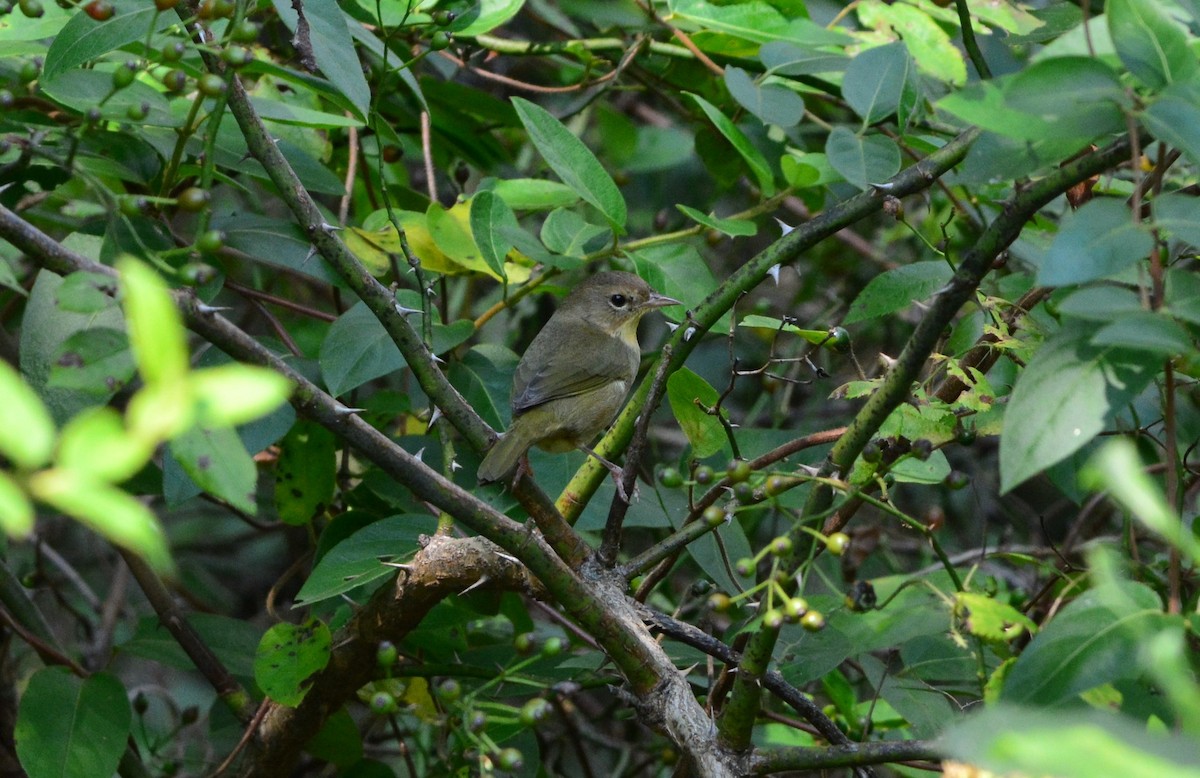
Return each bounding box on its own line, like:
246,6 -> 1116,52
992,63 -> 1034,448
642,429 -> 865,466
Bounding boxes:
658,467 -> 683,489
763,608 -> 784,630
689,579 -> 713,596
369,691 -> 397,714
495,747 -> 524,771
706,592 -> 731,612
911,439 -> 933,461
197,73 -> 226,97
513,632 -> 536,655
162,68 -> 187,92
801,610 -> 825,632
179,262 -> 216,286
18,0 -> 43,18
119,196 -> 148,217
466,710 -> 486,731
726,459 -> 751,484
861,440 -> 881,464
375,640 -> 398,669
126,101 -> 149,121
733,481 -> 755,505
221,46 -> 253,68
154,0 -> 179,9
825,326 -> 850,353
825,532 -> 850,556
694,465 -> 715,485
19,59 -> 39,83
435,678 -> 461,703
541,636 -> 564,657
230,20 -> 259,43
112,63 -> 136,90
702,505 -> 726,527
429,30 -> 451,50
956,424 -> 977,446
783,597 -> 808,623
518,698 -> 552,726
176,186 -> 210,212
161,41 -> 186,62
734,557 -> 754,577
0,90 -> 13,109
195,229 -> 225,253
769,536 -> 792,556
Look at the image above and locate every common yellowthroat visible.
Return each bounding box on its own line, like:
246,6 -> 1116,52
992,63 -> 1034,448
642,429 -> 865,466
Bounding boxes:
477,271 -> 680,485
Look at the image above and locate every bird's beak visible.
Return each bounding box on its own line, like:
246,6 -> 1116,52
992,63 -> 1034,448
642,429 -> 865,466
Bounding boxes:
645,292 -> 681,309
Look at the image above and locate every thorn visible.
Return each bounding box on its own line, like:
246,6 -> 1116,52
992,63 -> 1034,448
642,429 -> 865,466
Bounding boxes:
459,575 -> 490,596
318,222 -> 341,233
664,321 -> 680,332
795,463 -> 820,476
450,459 -> 462,472
496,552 -> 519,564
869,181 -> 896,192
774,217 -> 796,236
427,406 -> 442,428
414,446 -> 425,462
301,245 -> 318,266
395,301 -> 423,315
194,303 -> 231,315
431,353 -> 445,364
767,264 -> 781,284
380,561 -> 413,570
684,326 -> 696,341
332,403 -> 365,416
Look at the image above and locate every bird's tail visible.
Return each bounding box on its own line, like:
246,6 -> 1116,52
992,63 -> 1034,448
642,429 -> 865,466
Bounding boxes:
477,430 -> 528,484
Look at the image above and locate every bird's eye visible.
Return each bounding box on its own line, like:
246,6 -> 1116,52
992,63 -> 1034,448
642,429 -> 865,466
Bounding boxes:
609,294 -> 628,308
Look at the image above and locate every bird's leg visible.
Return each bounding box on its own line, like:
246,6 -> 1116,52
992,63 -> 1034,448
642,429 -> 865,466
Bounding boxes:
508,454 -> 534,490
577,444 -> 638,503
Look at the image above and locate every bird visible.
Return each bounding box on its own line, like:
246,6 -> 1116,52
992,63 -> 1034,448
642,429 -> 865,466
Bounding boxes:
477,271 -> 680,490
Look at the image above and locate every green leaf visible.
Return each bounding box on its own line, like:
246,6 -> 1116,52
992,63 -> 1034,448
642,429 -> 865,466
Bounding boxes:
1107,0 -> 1197,90
15,668 -> 131,778
724,66 -> 805,128
469,191 -> 516,280
666,368 -> 726,459
1057,286 -> 1144,321
629,243 -> 719,325
274,420 -> 336,527
447,344 -> 517,431
999,323 -> 1159,492
686,92 -> 775,196
857,4 -> 964,85
1142,83 -> 1200,169
955,592 -> 1037,643
294,515 -> 437,605
825,127 -> 900,190
759,41 -> 848,76
117,257 -> 188,387
0,361 -> 55,469
320,302 -> 405,397
485,178 -> 580,210
270,0 -> 370,120
1090,311 -> 1192,356
169,425 -> 258,515
511,97 -> 628,232
54,270 -> 118,313
1002,579 -> 1169,705
539,208 -> 611,257
57,407 -> 151,484
254,619 -> 332,707
449,0 -> 525,36
940,704 -> 1200,778
1083,439 -> 1200,562
42,0 -> 176,82
28,468 -> 172,574
676,204 -> 757,237
1004,57 -> 1126,139
1037,199 -> 1154,286
191,364 -> 293,428
1154,191 -> 1200,247
0,471 -> 33,537
844,261 -> 953,324
842,42 -> 912,125
48,328 -> 135,397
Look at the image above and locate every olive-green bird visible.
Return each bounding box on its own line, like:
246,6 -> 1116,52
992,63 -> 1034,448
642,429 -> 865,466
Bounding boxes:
477,271 -> 680,485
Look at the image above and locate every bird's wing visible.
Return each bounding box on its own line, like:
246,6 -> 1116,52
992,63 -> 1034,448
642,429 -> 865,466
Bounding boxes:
511,319 -> 637,414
